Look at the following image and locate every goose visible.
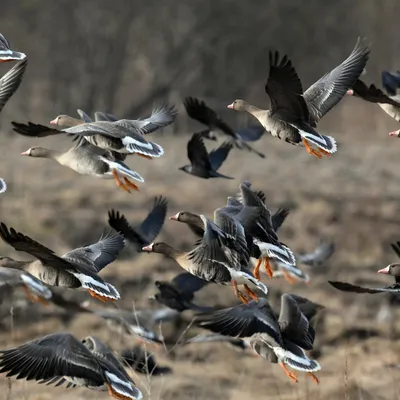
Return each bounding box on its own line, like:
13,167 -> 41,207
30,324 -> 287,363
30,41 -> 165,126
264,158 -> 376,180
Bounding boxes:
0,33 -> 26,61
196,295 -> 321,384
93,307 -> 180,344
329,240 -> 400,294
108,196 -> 168,252
120,345 -> 172,376
12,104 -> 177,157
0,264 -> 52,304
228,181 -> 296,280
149,271 -> 210,312
17,136 -> 144,193
183,96 -> 265,158
0,223 -> 123,302
179,132 -> 234,179
0,333 -> 143,400
228,38 -> 370,158
346,79 -> 400,135
143,206 -> 269,304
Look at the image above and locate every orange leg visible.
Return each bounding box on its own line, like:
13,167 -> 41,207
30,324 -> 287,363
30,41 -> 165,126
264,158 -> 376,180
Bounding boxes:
279,362 -> 298,383
136,153 -> 153,160
123,177 -> 140,191
282,270 -> 297,285
264,257 -> 273,279
307,372 -> 319,384
112,169 -> 131,193
253,258 -> 262,280
88,289 -> 114,303
22,285 -> 49,306
232,280 -> 249,304
318,148 -> 331,157
243,284 -> 258,301
302,138 -> 322,159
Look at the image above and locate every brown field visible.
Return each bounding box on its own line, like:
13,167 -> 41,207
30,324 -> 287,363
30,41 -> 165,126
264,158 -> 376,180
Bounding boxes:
0,96 -> 399,400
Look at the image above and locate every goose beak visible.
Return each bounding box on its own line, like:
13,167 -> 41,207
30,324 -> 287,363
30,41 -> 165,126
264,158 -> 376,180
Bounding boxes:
169,213 -> 179,221
227,103 -> 234,109
49,119 -> 57,125
21,149 -> 30,156
389,130 -> 400,137
346,89 -> 354,96
142,243 -> 154,252
378,265 -> 390,274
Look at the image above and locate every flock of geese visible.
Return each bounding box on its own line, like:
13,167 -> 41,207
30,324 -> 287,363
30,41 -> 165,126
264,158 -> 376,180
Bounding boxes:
0,32 -> 399,399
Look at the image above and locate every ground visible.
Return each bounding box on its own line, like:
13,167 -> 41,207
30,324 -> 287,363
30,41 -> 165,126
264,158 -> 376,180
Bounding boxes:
0,100 -> 400,399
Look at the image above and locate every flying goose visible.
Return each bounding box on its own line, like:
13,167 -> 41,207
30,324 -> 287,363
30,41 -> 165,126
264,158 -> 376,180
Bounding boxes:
0,223 -> 123,302
108,196 -> 168,252
18,138 -> 144,193
169,207 -> 289,239
94,307 -> 180,344
179,132 -> 234,179
196,295 -> 321,383
0,264 -> 52,304
347,78 -> 400,122
329,241 -> 400,294
143,206 -> 269,304
0,333 -> 143,400
149,271 -> 210,312
0,33 -> 26,61
121,345 -> 172,376
231,181 -> 296,279
228,38 -> 369,158
12,103 -> 177,158
183,96 -> 265,158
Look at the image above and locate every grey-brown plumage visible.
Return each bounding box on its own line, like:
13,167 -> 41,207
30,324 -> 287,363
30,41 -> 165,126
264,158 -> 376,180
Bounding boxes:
17,136 -> 144,191
0,223 -> 123,302
196,295 -> 321,383
228,39 -> 369,157
11,104 -> 175,157
0,264 -> 52,302
0,333 -> 142,399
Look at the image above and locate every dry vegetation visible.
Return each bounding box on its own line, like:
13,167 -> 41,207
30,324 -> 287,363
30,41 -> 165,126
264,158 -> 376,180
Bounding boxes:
0,1 -> 400,399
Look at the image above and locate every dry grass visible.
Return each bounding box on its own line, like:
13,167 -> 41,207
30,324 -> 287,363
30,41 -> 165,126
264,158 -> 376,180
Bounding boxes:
0,101 -> 400,399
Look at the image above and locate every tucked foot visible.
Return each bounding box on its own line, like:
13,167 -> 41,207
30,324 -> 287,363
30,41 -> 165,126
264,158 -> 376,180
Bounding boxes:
307,372 -> 319,384
264,257 -> 273,279
112,169 -> 131,193
318,148 -> 331,157
282,270 -> 297,285
106,383 -> 132,400
23,285 -> 49,306
302,138 -> 322,159
88,289 -> 114,303
136,153 -> 153,160
253,258 -> 262,280
123,177 -> 140,191
232,279 -> 250,304
279,362 -> 298,383
244,284 -> 258,301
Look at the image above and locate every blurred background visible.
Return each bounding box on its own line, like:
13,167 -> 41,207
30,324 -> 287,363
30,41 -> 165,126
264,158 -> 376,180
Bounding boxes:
1,0 -> 400,399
